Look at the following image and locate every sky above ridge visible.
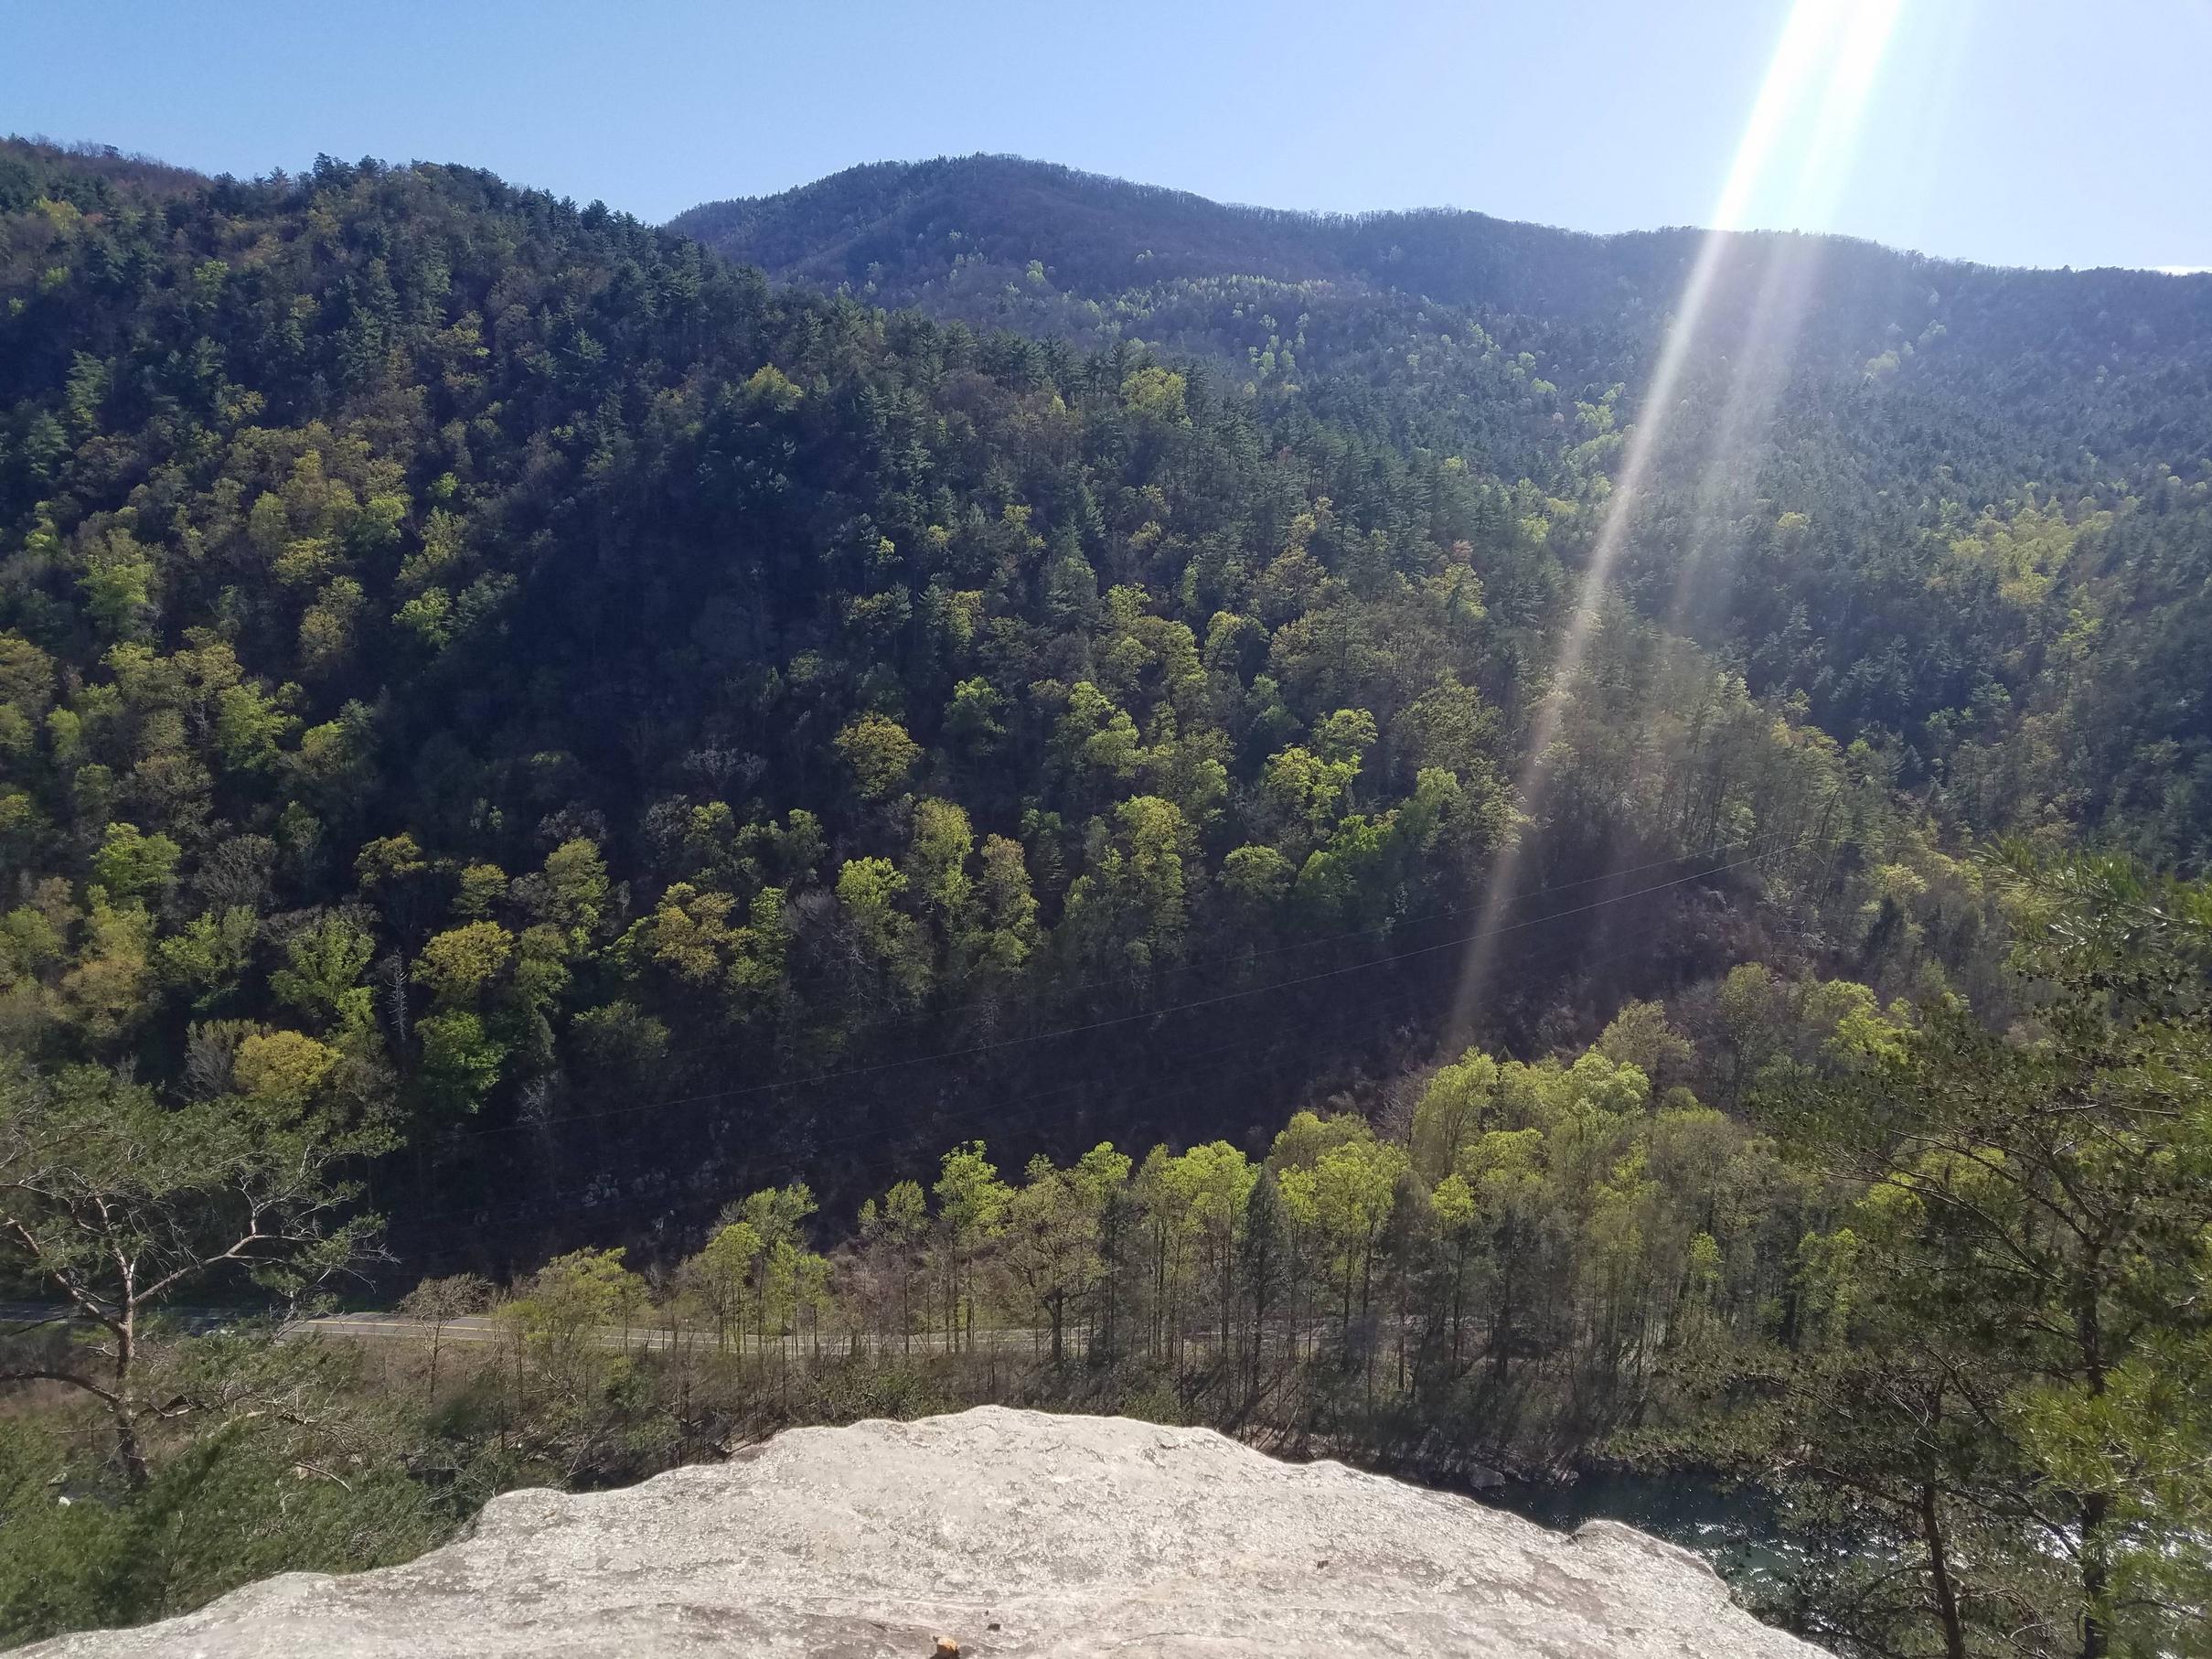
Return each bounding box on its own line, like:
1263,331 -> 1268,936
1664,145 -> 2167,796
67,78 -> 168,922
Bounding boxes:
4,0 -> 2206,273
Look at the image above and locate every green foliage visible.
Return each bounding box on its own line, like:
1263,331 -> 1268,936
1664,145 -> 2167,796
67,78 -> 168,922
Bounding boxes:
415,1010 -> 503,1114
1664,855 -> 2212,1656
411,921 -> 513,1006
89,822 -> 179,901
1,138 -> 2208,1654
835,714 -> 921,802
5,862 -> 2201,1659
0,1055 -> 391,1488
269,912 -> 376,1036
0,137 -> 2030,1192
0,1411 -> 449,1650
504,1247 -> 648,1405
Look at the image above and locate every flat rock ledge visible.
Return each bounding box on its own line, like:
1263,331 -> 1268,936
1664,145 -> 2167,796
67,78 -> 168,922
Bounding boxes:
29,1406 -> 1823,1657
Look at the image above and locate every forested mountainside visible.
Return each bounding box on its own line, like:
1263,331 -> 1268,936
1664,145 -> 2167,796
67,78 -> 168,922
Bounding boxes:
0,140 -> 1889,1247
670,155 -> 2212,472
679,155 -> 2212,866
4,138 -> 2212,1655
1,136 -> 2208,1259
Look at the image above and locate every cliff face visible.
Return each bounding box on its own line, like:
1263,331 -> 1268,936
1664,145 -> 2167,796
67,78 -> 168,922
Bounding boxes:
28,1407 -> 1823,1657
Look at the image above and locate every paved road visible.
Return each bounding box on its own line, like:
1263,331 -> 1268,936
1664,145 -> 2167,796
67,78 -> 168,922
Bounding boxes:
309,1311 -> 504,1343
306,1311 -> 1082,1358
0,1301 -> 247,1334
5,1306 -> 672,1349
9,1303 -> 1257,1364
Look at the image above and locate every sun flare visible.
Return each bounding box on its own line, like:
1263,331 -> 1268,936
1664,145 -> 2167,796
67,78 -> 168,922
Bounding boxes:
1448,0 -> 1907,1034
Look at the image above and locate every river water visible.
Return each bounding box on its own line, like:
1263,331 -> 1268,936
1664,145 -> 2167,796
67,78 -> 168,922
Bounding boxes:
1481,1470 -> 1807,1598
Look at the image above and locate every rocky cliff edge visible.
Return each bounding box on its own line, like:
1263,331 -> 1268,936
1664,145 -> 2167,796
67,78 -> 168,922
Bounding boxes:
28,1406 -> 1822,1657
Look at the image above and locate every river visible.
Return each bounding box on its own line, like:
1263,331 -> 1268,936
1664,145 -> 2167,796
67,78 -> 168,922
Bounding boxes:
1481,1469 -> 1810,1600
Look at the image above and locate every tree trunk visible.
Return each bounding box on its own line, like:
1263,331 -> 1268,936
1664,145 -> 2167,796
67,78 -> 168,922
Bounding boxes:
1918,1483 -> 1966,1659
1449,1245 -> 1467,1369
2080,1490 -> 2110,1659
2076,1262 -> 2110,1659
1340,1261 -> 1354,1362
113,1311 -> 149,1490
112,1403 -> 150,1490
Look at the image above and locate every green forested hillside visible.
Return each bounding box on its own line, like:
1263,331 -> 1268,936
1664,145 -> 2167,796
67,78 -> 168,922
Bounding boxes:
0,135 -> 2205,1250
1,139 -> 1953,1256
671,154 -> 2212,479
4,139 -> 2211,1656
679,155 -> 2212,866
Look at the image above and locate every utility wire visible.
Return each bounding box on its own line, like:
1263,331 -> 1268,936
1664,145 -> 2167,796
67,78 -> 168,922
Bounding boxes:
446,838 -> 1790,1147
407,959 -> 1479,1247
414,958 -> 1476,1233
404,851 -> 1769,1243
623,827 -> 1811,1072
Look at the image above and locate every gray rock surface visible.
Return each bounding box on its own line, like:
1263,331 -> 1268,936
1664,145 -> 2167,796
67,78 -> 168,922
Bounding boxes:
29,1406 -> 1823,1657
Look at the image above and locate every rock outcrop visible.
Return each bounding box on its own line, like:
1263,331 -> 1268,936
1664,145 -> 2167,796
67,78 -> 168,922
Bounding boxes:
30,1406 -> 1823,1657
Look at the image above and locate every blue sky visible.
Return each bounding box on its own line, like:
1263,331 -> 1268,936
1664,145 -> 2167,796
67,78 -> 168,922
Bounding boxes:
3,0 -> 2206,272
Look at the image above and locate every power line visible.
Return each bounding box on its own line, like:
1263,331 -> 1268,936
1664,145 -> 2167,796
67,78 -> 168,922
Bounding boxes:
406,961 -> 1476,1250
412,957 -> 1475,1234
402,851 -> 1769,1244
625,828 -> 1811,1072
447,838 -> 1790,1147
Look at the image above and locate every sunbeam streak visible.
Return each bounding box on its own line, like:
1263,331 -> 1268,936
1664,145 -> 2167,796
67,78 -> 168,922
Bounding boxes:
1662,0 -> 1907,640
1447,0 -> 1907,1040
